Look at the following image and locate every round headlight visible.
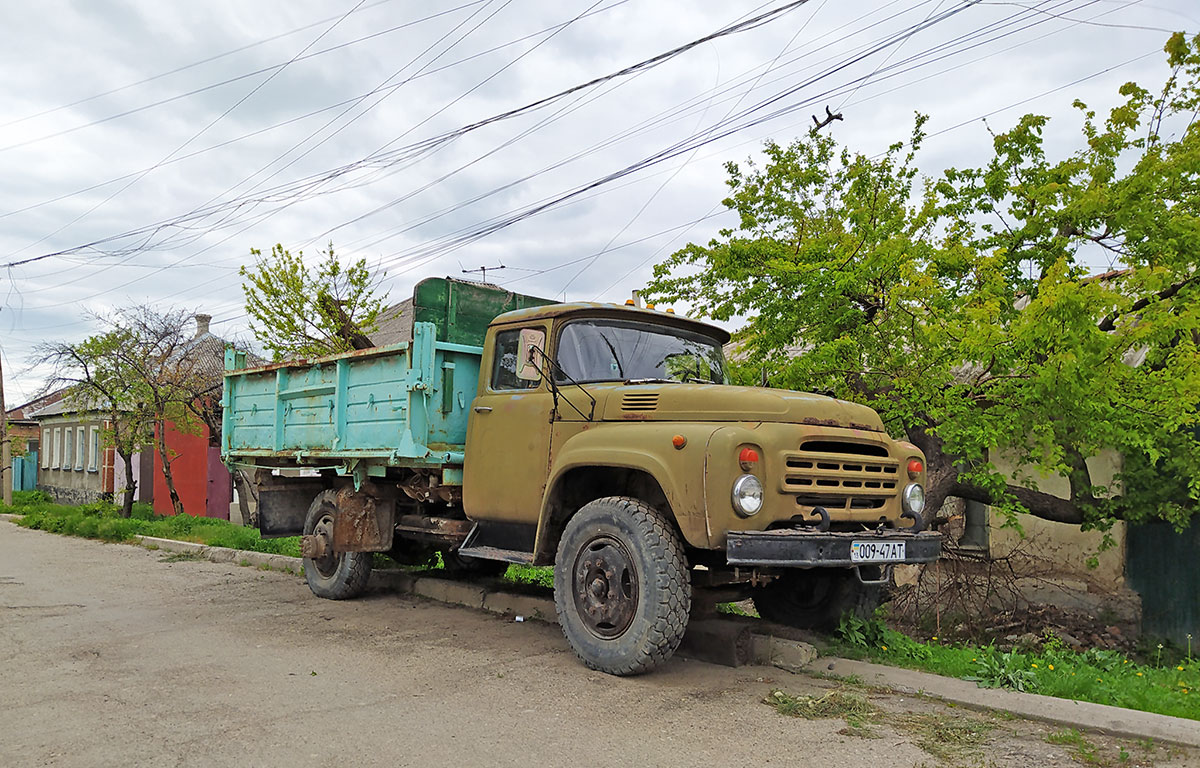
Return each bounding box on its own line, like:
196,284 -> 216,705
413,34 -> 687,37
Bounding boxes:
732,474 -> 764,517
902,483 -> 926,515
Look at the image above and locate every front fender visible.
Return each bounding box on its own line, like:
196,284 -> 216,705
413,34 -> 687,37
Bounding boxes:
540,423 -> 719,549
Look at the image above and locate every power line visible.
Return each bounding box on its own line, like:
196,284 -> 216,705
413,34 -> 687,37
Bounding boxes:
4,0 -> 372,262
0,2 -> 487,153
3,0 -> 816,269
0,0 -> 1152,326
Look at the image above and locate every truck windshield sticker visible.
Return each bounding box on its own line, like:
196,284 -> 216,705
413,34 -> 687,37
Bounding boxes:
556,320 -> 725,384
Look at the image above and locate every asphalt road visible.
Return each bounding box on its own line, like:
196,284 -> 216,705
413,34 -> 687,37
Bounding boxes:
0,522 -> 1191,768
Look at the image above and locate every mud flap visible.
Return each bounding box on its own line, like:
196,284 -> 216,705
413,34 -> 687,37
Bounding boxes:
331,487 -> 395,553
257,478 -> 324,538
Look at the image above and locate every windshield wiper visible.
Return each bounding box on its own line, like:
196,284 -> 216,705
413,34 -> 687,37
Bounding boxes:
529,345 -> 596,421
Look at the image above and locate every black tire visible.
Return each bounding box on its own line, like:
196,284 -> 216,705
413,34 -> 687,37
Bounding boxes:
553,496 -> 690,676
302,490 -> 372,600
752,569 -> 882,632
441,550 -> 510,578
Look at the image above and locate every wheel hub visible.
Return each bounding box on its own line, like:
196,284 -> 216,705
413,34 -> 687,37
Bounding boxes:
309,513 -> 338,577
572,536 -> 639,639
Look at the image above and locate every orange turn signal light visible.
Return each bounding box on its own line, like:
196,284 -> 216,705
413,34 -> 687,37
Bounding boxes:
738,447 -> 760,470
907,458 -> 924,477
672,435 -> 687,449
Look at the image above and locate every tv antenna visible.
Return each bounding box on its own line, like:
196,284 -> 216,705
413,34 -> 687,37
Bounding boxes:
462,263 -> 505,284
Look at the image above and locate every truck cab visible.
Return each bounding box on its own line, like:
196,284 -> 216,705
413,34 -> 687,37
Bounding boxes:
459,301 -> 939,673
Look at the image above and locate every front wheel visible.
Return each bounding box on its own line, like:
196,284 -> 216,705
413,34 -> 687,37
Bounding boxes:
303,490 -> 373,600
554,497 -> 690,676
752,569 -> 883,632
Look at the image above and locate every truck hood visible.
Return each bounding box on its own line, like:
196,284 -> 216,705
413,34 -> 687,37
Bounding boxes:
595,383 -> 885,432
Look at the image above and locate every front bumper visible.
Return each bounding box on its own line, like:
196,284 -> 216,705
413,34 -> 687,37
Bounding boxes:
726,528 -> 942,568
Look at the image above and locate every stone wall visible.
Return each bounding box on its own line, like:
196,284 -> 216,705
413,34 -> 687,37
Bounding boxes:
38,483 -> 109,506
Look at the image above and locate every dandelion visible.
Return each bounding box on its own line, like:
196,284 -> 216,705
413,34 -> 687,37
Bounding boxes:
881,645 -> 888,651
1048,664 -> 1054,671
1178,666 -> 1185,671
1137,672 -> 1144,677
1123,659 -> 1130,664
931,636 -> 938,641
1032,663 -> 1038,669
1185,689 -> 1190,695
971,658 -> 977,662
1097,678 -> 1103,682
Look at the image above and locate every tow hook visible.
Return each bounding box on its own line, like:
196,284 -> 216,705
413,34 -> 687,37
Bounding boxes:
901,508 -> 925,533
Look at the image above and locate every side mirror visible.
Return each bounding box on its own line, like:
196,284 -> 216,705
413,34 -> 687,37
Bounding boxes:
516,328 -> 545,381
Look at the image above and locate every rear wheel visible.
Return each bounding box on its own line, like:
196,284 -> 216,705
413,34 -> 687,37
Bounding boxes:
303,490 -> 372,600
752,569 -> 882,632
554,496 -> 690,676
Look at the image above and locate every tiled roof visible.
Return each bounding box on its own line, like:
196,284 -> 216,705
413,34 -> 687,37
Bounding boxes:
372,299 -> 413,346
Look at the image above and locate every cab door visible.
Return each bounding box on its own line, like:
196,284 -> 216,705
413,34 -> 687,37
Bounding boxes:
463,323 -> 553,525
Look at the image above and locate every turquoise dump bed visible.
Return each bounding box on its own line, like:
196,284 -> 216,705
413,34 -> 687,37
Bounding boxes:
221,278 -> 553,480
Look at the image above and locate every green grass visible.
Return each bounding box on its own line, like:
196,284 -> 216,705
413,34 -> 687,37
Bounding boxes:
504,564 -> 554,589
2,494 -> 301,557
832,613 -> 1200,722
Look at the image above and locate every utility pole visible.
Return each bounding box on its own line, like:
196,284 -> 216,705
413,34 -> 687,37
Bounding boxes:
0,341 -> 11,506
462,264 -> 505,285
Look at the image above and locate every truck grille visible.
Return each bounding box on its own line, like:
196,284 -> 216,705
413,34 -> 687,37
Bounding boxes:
782,439 -> 899,511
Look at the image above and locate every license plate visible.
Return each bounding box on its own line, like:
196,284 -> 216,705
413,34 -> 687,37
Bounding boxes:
850,540 -> 906,563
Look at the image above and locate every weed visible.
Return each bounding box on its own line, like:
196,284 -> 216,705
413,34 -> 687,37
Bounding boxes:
1047,729 -> 1104,765
159,551 -> 204,563
765,688 -> 876,722
716,602 -> 758,618
895,713 -> 995,763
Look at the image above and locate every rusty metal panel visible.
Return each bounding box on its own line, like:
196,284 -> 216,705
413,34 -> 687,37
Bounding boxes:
331,488 -> 395,552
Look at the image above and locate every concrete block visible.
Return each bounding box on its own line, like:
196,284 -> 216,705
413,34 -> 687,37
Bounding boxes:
677,619 -> 754,667
481,590 -> 555,621
750,634 -> 819,673
0,513 -> 23,523
413,576 -> 487,609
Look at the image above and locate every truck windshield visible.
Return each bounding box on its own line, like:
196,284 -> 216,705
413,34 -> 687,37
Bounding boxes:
555,318 -> 726,384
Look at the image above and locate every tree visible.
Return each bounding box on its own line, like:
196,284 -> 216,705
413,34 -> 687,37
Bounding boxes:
111,307 -> 218,517
647,33 -> 1200,534
35,328 -> 156,518
240,242 -> 391,361
40,307 -> 228,517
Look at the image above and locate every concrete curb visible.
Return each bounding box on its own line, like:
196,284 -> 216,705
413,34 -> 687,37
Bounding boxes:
55,525 -> 1196,749
0,513 -> 24,522
813,656 -> 1200,749
136,536 -> 303,574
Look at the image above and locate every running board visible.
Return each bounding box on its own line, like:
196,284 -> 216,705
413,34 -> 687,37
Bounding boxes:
456,523 -> 536,565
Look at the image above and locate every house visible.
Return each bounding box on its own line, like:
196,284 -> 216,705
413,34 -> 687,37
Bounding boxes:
28,394 -> 120,505
5,390 -> 68,493
153,313 -> 262,518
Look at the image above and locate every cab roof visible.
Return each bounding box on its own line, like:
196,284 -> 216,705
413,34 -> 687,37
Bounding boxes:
491,301 -> 731,344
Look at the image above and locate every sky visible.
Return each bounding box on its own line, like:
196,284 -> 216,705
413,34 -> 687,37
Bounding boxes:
1,0 -> 1196,404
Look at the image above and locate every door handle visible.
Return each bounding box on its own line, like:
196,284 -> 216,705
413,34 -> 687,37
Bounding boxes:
473,406 -> 493,413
